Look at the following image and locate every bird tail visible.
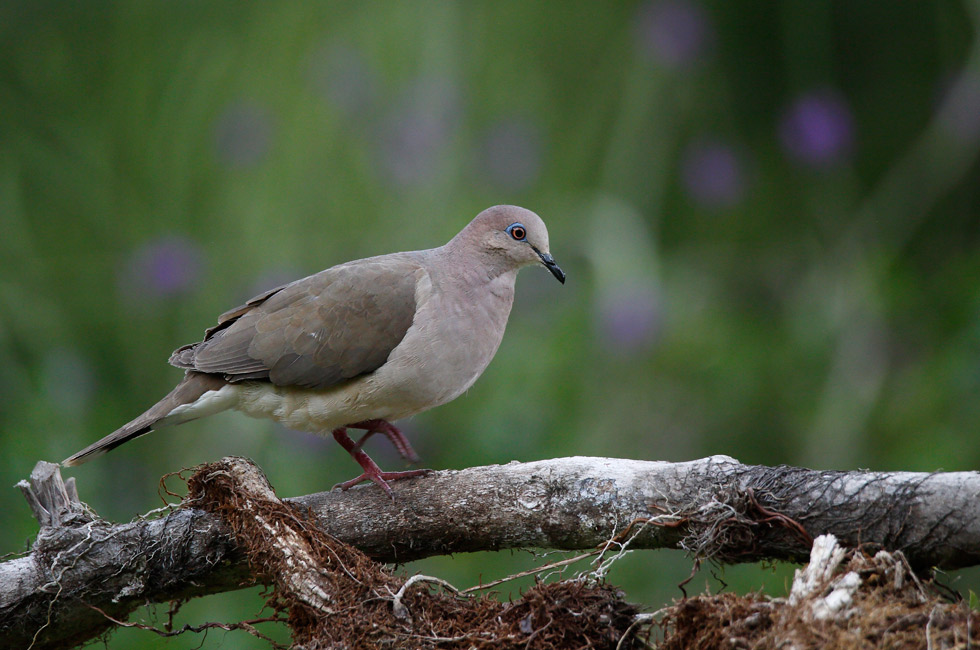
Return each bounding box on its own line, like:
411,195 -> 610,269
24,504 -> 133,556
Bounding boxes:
62,372 -> 229,467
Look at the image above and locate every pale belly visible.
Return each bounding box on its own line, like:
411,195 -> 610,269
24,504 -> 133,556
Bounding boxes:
229,359 -> 483,434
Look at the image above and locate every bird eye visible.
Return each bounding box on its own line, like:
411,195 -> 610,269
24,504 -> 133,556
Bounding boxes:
507,223 -> 527,241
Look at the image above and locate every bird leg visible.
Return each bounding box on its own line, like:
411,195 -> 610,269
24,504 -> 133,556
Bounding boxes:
349,419 -> 421,463
331,427 -> 430,498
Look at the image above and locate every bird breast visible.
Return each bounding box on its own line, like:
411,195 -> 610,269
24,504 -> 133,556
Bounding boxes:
367,267 -> 517,415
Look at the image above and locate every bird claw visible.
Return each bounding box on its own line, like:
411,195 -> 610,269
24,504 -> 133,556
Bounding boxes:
332,425 -> 430,498
332,468 -> 432,499
351,420 -> 421,463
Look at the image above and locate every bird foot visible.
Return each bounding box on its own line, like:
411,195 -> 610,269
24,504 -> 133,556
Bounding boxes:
350,419 -> 421,463
332,468 -> 432,498
332,426 -> 430,498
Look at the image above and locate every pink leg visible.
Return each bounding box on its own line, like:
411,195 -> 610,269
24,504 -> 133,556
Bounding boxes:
331,427 -> 430,498
349,419 -> 421,463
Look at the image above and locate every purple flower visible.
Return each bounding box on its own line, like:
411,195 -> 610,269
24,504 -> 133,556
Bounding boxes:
120,235 -> 204,300
42,348 -> 96,415
479,117 -> 544,191
214,101 -> 274,168
779,90 -> 855,167
375,76 -> 461,189
308,42 -> 377,117
596,284 -> 664,353
936,71 -> 980,142
243,267 -> 303,300
681,138 -> 746,208
276,423 -> 332,453
635,0 -> 713,68
230,266 -> 303,309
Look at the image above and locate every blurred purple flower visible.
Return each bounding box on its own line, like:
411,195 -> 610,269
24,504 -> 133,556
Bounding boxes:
276,423 -> 332,453
120,235 -> 204,300
479,117 -> 544,191
214,101 -> 274,168
936,71 -> 980,142
635,0 -> 713,68
681,138 -> 746,208
42,348 -> 96,415
376,76 -> 461,189
308,42 -> 377,117
244,267 -> 302,300
596,284 -> 663,353
231,266 -> 302,309
779,90 -> 855,167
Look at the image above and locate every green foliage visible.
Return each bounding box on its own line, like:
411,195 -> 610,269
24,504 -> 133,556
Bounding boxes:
2,2 -> 979,647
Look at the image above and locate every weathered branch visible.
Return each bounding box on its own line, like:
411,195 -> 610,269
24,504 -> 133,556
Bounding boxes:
3,454 -> 979,649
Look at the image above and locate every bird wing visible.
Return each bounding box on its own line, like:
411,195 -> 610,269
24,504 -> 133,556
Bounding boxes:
170,255 -> 424,389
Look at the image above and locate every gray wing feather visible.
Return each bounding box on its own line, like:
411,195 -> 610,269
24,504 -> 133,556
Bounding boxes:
170,256 -> 422,389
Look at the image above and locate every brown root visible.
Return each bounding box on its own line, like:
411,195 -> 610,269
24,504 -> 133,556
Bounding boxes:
184,457 -> 645,649
659,535 -> 979,649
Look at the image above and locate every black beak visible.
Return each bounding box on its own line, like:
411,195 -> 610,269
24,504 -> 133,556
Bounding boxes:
536,250 -> 566,284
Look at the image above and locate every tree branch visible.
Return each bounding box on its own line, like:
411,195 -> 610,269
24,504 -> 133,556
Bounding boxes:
3,454 -> 979,649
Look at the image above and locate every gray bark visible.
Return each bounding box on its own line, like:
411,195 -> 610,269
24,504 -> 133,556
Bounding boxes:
2,454 -> 979,649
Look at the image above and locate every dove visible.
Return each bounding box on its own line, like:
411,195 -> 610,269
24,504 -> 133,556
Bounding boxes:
64,205 -> 565,496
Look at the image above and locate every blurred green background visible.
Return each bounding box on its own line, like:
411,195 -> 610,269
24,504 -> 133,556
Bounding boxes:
3,1 -> 980,647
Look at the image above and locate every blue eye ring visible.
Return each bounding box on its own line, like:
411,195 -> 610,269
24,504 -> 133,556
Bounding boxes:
506,223 -> 527,241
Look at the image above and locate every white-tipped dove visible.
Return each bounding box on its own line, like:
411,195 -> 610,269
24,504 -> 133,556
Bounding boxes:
63,205 -> 565,496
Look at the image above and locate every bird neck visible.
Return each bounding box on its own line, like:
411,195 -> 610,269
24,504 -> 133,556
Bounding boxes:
440,240 -> 520,287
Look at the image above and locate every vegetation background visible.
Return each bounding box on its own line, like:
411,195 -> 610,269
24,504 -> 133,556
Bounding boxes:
2,1 -> 980,647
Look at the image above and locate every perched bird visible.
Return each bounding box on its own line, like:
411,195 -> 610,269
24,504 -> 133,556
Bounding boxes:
63,205 -> 565,496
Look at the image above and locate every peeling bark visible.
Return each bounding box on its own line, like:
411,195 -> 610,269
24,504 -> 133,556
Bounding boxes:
2,455 -> 979,649
299,456 -> 980,569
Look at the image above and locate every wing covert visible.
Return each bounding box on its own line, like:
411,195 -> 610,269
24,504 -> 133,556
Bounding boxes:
171,257 -> 423,389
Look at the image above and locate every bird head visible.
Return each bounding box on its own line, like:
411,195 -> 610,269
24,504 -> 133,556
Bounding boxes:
459,205 -> 566,283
